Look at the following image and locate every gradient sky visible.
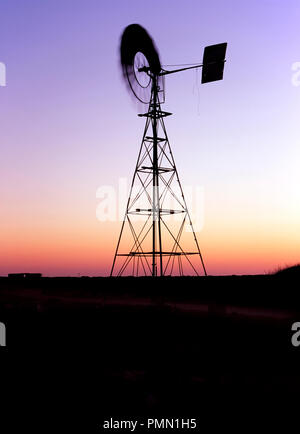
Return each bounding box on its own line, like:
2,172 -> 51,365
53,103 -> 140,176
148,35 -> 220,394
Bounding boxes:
1,0 -> 300,276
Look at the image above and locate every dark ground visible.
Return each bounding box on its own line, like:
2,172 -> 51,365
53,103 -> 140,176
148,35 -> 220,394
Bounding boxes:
0,273 -> 300,432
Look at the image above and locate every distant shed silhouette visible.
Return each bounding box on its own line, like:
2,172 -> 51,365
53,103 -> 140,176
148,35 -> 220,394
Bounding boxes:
8,273 -> 42,279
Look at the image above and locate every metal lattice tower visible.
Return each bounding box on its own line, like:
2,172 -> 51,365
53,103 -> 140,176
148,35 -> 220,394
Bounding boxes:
111,77 -> 207,277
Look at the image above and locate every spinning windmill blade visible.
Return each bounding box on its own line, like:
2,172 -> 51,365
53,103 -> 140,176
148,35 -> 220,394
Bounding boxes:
120,24 -> 164,104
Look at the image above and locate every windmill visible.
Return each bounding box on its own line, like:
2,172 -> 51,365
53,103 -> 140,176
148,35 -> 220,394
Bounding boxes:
111,24 -> 227,277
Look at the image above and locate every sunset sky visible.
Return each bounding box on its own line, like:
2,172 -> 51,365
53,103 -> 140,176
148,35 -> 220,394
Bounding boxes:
1,0 -> 300,276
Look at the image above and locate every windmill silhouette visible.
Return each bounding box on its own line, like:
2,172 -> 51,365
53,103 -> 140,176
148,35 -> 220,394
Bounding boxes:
111,24 -> 227,277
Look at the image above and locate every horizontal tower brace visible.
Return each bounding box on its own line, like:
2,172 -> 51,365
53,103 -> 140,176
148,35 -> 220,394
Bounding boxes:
116,252 -> 200,256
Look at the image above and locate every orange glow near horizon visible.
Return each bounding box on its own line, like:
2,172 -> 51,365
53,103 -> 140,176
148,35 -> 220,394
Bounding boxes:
1,211 -> 299,276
